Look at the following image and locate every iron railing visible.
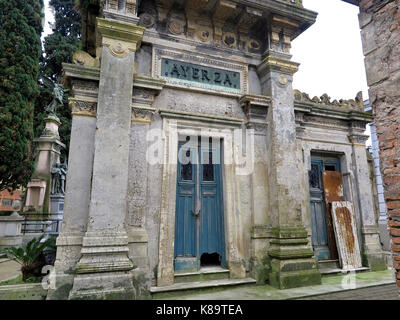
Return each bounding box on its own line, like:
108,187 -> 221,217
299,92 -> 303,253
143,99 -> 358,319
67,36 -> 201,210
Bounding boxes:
21,213 -> 62,235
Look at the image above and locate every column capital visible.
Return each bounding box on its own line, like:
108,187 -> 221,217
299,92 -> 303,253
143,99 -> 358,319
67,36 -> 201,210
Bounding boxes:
96,18 -> 145,57
257,54 -> 299,77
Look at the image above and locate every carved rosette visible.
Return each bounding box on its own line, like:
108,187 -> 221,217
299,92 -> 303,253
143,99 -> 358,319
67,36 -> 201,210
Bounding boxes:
69,98 -> 97,117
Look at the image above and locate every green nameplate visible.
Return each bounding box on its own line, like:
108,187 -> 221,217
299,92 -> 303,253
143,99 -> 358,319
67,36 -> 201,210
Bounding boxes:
161,58 -> 240,91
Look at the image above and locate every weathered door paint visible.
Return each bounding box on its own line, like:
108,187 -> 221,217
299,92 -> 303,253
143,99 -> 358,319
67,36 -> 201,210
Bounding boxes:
331,201 -> 362,270
309,155 -> 341,261
322,170 -> 344,260
174,139 -> 225,272
199,146 -> 226,267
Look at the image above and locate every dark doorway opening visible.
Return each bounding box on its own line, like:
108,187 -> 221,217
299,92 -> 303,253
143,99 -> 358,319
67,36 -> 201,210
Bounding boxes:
200,252 -> 221,267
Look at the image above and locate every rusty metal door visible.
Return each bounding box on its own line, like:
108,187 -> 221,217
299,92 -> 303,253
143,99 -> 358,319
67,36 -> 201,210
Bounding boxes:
321,170 -> 344,260
331,201 -> 362,270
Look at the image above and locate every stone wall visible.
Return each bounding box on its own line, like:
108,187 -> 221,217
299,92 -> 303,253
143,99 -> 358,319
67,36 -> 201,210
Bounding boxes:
359,0 -> 400,291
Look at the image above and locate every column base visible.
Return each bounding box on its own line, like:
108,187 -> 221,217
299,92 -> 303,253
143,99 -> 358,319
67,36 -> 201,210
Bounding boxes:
362,251 -> 387,271
361,226 -> 387,271
69,272 -> 135,300
268,227 -> 322,289
269,268 -> 322,289
69,232 -> 136,299
46,234 -> 83,300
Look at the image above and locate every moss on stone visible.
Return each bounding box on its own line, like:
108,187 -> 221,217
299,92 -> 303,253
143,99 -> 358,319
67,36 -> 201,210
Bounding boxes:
269,269 -> 321,289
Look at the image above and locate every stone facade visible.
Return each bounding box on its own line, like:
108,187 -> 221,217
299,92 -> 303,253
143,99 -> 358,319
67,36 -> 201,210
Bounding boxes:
48,0 -> 386,299
355,0 -> 400,293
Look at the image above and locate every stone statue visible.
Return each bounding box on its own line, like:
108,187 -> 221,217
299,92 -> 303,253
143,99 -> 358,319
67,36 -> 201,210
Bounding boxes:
51,161 -> 68,195
41,76 -> 67,117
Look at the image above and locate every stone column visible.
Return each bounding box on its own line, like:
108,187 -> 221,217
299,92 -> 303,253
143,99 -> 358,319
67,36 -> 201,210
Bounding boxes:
370,123 -> 391,251
349,127 -> 386,271
257,44 -> 321,287
47,94 -> 97,300
69,18 -> 145,300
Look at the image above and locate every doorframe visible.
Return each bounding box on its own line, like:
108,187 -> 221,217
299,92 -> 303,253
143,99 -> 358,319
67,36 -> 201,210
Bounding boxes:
157,114 -> 246,286
309,153 -> 342,261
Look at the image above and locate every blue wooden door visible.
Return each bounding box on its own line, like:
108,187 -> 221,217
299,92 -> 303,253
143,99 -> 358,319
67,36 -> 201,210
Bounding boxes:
309,155 -> 341,261
309,159 -> 330,261
199,145 -> 226,268
174,139 -> 225,272
175,143 -> 197,266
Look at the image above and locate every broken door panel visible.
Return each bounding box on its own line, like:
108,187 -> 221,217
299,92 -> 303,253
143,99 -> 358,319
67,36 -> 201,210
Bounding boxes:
322,170 -> 344,260
331,201 -> 362,270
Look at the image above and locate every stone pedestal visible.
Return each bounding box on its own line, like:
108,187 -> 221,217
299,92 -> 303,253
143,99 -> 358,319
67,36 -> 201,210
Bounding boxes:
68,18 -> 145,300
257,51 -> 321,289
0,201 -> 24,249
24,116 -> 65,214
0,212 -> 24,249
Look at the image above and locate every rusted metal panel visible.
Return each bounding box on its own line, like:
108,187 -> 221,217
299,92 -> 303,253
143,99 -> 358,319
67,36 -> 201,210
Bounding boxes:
331,201 -> 362,270
322,171 -> 345,260
322,171 -> 344,202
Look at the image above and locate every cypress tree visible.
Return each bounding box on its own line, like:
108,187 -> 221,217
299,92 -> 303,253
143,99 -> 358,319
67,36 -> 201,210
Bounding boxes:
0,0 -> 44,191
36,0 -> 82,159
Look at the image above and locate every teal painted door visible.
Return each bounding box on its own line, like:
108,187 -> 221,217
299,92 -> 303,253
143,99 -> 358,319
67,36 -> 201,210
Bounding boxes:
309,155 -> 341,261
174,139 -> 226,271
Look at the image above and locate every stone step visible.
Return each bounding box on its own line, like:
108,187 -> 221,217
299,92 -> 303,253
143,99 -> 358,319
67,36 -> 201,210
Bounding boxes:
318,259 -> 340,271
174,266 -> 230,284
150,278 -> 256,299
320,266 -> 370,276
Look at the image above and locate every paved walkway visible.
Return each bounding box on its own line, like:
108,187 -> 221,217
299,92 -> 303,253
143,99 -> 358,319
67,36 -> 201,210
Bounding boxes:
297,283 -> 399,300
0,259 -> 20,282
160,270 -> 397,300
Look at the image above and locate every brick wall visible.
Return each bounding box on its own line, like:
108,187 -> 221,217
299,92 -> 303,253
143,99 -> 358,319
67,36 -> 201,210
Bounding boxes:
359,0 -> 400,291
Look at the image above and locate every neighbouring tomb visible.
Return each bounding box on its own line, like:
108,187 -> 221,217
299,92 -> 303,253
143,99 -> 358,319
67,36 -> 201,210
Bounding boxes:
48,0 -> 387,299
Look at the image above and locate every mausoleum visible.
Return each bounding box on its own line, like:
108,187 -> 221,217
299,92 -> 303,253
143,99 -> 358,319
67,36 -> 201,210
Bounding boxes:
50,0 -> 387,299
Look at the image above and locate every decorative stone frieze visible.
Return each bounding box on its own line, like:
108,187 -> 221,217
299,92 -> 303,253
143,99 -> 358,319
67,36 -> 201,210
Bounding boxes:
69,98 -> 97,117
103,0 -> 139,24
136,0 -> 316,55
131,105 -> 156,124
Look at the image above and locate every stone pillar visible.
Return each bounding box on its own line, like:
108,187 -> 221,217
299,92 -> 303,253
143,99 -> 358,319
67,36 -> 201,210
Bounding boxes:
370,123 -> 391,251
127,79 -> 164,298
257,45 -> 321,288
240,95 -> 270,284
47,95 -> 97,300
349,127 -> 386,271
69,18 -> 145,300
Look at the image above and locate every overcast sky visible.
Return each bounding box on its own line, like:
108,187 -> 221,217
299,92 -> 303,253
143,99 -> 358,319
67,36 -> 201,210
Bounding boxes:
43,0 -> 367,100
292,0 -> 368,101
